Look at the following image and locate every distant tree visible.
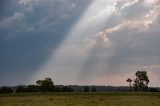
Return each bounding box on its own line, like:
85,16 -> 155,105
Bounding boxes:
83,86 -> 89,92
27,85 -> 38,92
45,78 -> 54,86
36,78 -> 54,93
36,80 -> 43,92
15,86 -> 27,93
0,87 -> 13,94
149,88 -> 159,92
91,87 -> 97,92
43,78 -> 54,92
62,86 -> 73,92
133,71 -> 149,91
54,86 -> 62,92
126,78 -> 132,91
36,80 -> 43,86
78,89 -> 82,92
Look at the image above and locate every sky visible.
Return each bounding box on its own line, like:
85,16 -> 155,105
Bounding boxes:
0,0 -> 160,87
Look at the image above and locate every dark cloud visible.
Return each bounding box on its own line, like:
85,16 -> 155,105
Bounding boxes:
0,0 -> 92,86
0,0 -> 20,19
0,0 -> 7,11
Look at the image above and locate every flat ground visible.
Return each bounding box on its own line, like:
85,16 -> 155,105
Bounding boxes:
0,92 -> 160,106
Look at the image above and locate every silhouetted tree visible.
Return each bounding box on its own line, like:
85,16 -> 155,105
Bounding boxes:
133,71 -> 149,91
36,78 -> 54,93
36,80 -> 43,86
126,78 -> 132,91
126,78 -> 132,87
16,86 -> 27,93
0,87 -> 13,94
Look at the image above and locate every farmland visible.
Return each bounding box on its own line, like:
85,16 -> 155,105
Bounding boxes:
0,92 -> 160,106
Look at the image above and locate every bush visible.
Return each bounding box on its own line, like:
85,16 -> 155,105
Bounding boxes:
149,88 -> 159,92
15,85 -> 39,93
0,87 -> 13,94
15,86 -> 27,93
62,86 -> 73,92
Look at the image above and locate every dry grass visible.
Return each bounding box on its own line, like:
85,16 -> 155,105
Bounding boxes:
0,92 -> 160,106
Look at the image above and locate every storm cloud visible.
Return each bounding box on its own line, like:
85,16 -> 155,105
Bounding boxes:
0,0 -> 91,86
0,0 -> 160,86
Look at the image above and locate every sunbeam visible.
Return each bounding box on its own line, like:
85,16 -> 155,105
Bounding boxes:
1,0 -> 160,87
31,0 -> 117,85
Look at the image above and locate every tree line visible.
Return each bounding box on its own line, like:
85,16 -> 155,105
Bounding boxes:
0,71 -> 159,93
0,78 -> 73,94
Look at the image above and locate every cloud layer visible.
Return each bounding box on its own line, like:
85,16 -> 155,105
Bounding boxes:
0,0 -> 91,86
78,0 -> 160,86
0,0 -> 160,86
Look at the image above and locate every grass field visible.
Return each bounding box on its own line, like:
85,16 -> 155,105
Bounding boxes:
0,92 -> 160,106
